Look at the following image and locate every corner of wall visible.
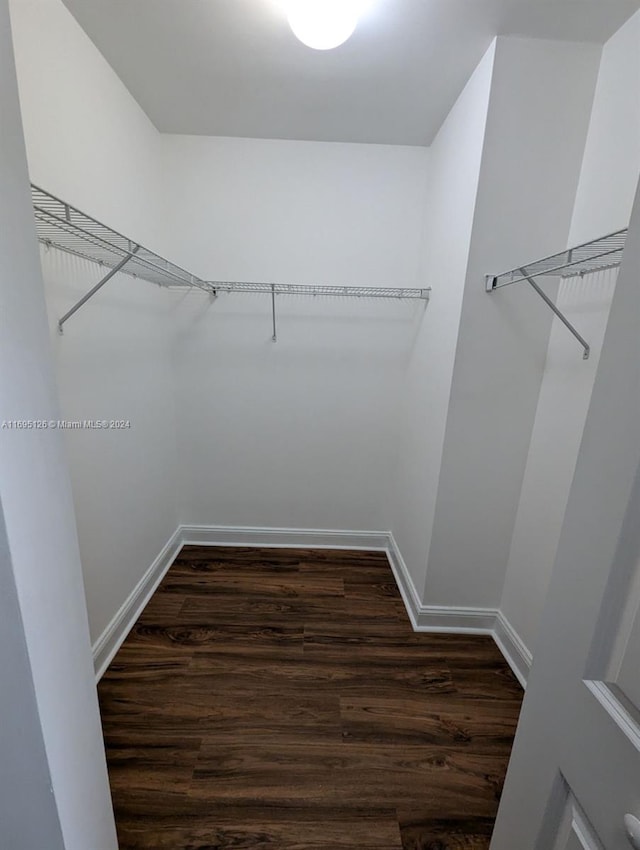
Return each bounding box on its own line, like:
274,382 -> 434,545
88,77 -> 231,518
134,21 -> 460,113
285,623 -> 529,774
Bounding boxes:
421,31 -> 601,615
389,37 -> 497,606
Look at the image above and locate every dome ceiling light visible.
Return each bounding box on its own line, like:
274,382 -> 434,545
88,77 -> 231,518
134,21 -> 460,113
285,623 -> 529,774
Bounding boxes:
283,0 -> 365,50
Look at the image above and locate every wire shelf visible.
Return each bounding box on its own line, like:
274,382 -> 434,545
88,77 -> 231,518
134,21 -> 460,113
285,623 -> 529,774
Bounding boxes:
486,228 -> 628,291
32,185 -> 214,294
485,227 -> 629,360
210,282 -> 430,299
32,185 -> 430,303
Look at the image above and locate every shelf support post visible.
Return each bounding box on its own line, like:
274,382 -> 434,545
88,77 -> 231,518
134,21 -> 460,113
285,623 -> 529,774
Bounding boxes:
58,246 -> 140,333
518,266 -> 590,360
271,284 -> 277,343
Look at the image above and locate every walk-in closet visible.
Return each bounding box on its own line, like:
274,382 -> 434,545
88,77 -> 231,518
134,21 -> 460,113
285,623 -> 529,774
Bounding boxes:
2,1 -> 640,849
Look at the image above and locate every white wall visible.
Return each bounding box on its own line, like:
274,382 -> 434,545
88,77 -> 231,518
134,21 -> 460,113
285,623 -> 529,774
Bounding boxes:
569,9 -> 640,241
9,0 -> 163,251
0,507 -> 65,850
0,0 -> 117,843
389,42 -> 495,599
161,136 -> 429,530
42,251 -> 180,645
500,10 -> 640,658
10,0 -> 179,647
424,37 -> 601,608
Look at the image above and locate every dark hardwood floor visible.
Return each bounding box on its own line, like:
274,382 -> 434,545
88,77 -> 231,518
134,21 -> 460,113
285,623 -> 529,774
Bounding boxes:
98,546 -> 523,850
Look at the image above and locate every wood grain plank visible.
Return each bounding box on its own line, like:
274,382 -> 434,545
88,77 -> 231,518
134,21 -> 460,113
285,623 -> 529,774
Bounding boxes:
339,695 -> 521,748
115,802 -> 403,850
190,740 -> 508,815
398,815 -> 495,850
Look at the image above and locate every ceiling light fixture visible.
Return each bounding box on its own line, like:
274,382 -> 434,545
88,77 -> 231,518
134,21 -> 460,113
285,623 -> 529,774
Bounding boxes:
285,0 -> 362,51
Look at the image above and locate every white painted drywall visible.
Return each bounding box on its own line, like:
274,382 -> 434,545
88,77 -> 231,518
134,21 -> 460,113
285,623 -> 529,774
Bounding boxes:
0,1 -> 117,844
389,41 -> 496,599
10,0 -> 180,648
161,136 -> 429,531
570,9 -> 640,241
0,506 -> 65,850
500,11 -> 640,658
9,0 -> 163,251
424,37 -> 601,608
42,251 -> 180,645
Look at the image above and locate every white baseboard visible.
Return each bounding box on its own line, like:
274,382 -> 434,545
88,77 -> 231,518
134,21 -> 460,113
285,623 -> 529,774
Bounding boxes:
418,605 -> 498,633
91,527 -> 183,681
92,523 -> 532,689
387,533 -> 497,634
385,532 -> 423,629
181,524 -> 389,551
387,532 -> 531,684
493,610 -> 532,689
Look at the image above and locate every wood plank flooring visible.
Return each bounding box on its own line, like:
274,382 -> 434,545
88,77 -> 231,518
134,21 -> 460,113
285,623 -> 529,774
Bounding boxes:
98,546 -> 523,850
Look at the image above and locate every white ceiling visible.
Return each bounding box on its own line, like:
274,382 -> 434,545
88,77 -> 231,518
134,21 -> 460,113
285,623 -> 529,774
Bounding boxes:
62,0 -> 640,146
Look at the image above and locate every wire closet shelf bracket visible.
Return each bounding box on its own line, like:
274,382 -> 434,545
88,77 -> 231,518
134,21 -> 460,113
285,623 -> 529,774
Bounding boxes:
485,229 -> 627,360
32,185 -> 431,340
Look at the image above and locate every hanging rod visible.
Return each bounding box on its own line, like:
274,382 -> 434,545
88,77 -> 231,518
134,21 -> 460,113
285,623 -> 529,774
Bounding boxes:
31,185 -> 429,334
485,228 -> 628,360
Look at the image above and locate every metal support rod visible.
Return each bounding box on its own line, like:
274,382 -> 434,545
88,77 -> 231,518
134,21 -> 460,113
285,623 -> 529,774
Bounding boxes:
58,246 -> 140,333
519,267 -> 590,360
271,284 -> 277,342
